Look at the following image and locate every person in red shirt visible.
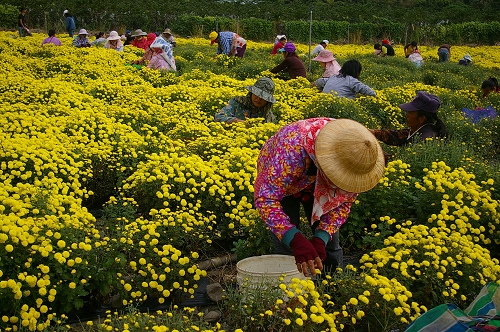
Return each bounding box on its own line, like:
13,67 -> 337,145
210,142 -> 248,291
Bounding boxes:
130,29 -> 149,50
271,36 -> 287,55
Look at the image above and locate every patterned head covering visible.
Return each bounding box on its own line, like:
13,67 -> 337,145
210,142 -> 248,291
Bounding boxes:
150,37 -> 176,70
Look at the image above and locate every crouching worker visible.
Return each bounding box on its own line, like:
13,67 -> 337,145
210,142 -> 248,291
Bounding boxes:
254,118 -> 385,277
371,91 -> 448,146
214,77 -> 277,124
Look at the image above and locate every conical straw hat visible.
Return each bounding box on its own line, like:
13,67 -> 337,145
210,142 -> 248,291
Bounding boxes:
315,119 -> 385,193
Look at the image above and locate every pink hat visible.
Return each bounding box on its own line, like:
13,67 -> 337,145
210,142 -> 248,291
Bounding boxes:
313,50 -> 335,62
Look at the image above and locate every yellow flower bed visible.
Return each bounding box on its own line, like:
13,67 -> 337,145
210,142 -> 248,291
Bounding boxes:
0,31 -> 499,331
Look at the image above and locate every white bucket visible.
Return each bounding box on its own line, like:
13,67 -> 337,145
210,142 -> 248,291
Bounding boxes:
236,254 -> 305,289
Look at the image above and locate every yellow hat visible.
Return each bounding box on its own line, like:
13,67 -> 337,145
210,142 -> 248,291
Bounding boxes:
315,119 -> 385,193
209,31 -> 218,43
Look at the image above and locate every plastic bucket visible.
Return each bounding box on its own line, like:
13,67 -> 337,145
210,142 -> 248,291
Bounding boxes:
236,254 -> 305,290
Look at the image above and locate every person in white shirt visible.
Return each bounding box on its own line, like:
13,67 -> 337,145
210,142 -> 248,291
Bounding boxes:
311,40 -> 329,56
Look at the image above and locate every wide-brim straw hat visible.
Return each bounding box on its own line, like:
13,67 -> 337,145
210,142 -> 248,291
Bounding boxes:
132,29 -> 147,37
245,77 -> 276,104
163,28 -> 172,35
315,119 -> 385,193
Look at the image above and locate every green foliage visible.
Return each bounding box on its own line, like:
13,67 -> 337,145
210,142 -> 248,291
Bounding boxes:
0,4 -> 18,29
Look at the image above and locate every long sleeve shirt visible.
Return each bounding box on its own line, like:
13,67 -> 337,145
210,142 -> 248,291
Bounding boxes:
254,118 -> 357,243
372,124 -> 439,146
270,55 -> 307,79
216,31 -> 235,55
214,98 -> 275,124
321,74 -> 376,99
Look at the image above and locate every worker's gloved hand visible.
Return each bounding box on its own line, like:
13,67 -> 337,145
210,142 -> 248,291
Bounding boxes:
310,237 -> 327,262
289,232 -> 323,277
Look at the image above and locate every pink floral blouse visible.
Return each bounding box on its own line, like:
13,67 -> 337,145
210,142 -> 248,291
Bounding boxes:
254,118 -> 357,241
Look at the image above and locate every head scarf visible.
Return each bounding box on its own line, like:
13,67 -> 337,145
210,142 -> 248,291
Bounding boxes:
149,37 -> 176,71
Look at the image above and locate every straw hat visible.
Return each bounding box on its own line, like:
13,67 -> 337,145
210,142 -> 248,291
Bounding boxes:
245,77 -> 276,104
131,29 -> 147,37
313,50 -> 335,63
315,119 -> 385,193
162,28 -> 172,35
107,31 -> 121,41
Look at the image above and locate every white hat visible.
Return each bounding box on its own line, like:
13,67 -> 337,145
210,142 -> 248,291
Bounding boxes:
315,119 -> 385,193
78,29 -> 88,35
322,40 -> 329,45
107,31 -> 121,41
63,9 -> 68,16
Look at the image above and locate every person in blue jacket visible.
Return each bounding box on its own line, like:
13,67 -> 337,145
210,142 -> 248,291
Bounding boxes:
64,11 -> 76,37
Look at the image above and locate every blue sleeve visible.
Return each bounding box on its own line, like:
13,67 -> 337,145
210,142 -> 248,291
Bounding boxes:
214,99 -> 240,123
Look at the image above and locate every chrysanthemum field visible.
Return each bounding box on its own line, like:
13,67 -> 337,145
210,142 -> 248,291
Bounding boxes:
0,31 -> 499,331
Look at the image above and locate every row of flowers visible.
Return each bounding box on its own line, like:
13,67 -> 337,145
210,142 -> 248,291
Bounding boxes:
0,31 -> 499,331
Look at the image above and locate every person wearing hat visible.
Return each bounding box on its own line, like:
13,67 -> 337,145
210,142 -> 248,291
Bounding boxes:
271,35 -> 287,55
437,44 -> 451,62
371,91 -> 448,146
311,40 -> 329,56
312,50 -> 341,90
458,54 -> 472,66
214,77 -> 277,124
321,59 -> 376,99
42,29 -> 62,46
254,118 -> 385,277
209,31 -> 247,58
162,28 -> 176,47
104,31 -> 124,51
270,42 -> 307,80
131,29 -> 149,50
72,29 -> 91,48
64,11 -> 76,37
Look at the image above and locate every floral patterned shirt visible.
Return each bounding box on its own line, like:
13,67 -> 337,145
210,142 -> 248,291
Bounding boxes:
254,118 -> 357,241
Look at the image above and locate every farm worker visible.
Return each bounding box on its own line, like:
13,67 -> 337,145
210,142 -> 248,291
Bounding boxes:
270,42 -> 307,79
404,41 -> 418,58
319,59 -> 376,99
64,11 -> 76,37
374,42 -> 395,56
91,32 -> 107,47
458,54 -> 472,66
271,35 -> 287,55
214,77 -> 277,124
41,29 -> 62,46
104,31 -> 124,51
311,40 -> 329,56
312,50 -> 341,90
408,49 -> 424,67
254,118 -> 385,277
72,29 -> 91,48
131,29 -> 149,50
122,30 -> 134,45
371,91 -> 448,146
482,77 -> 499,98
437,44 -> 451,62
18,7 -> 30,37
146,37 -> 176,71
162,28 -> 176,47
209,31 -> 247,58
